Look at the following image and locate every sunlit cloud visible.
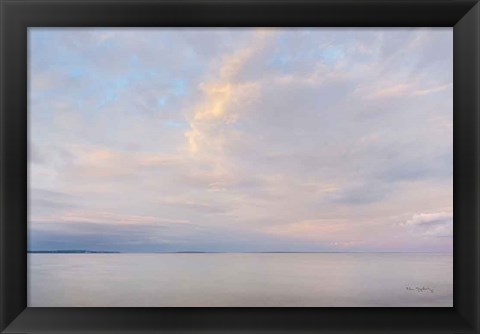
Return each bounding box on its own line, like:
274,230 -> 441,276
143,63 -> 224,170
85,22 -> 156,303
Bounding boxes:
402,211 -> 453,238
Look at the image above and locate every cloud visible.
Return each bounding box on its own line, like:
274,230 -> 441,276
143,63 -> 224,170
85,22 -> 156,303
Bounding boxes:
157,197 -> 229,214
184,29 -> 274,154
29,143 -> 46,164
29,28 -> 453,252
402,211 -> 453,238
33,210 -> 191,226
264,219 -> 348,240
358,81 -> 452,100
329,182 -> 393,205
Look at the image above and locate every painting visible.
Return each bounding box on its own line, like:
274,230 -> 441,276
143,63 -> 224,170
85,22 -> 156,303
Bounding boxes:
28,28 -> 453,307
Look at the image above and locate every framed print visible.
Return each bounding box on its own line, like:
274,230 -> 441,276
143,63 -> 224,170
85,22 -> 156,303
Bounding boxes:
1,0 -> 479,333
27,26 -> 454,308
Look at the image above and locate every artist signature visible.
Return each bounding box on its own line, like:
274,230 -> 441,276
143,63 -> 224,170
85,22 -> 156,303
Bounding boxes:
406,286 -> 434,293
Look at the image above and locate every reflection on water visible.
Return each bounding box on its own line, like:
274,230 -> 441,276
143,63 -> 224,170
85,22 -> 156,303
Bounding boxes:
28,253 -> 452,307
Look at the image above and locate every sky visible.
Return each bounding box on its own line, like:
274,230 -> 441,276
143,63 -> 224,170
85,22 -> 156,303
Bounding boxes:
28,28 -> 453,253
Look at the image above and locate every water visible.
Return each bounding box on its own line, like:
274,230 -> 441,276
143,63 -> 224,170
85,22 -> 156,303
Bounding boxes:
28,253 -> 452,307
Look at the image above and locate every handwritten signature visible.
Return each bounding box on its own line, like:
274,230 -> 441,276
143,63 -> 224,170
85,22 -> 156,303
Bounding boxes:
406,286 -> 434,293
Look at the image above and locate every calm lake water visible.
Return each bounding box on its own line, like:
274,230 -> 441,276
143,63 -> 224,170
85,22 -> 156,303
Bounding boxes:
28,253 -> 452,307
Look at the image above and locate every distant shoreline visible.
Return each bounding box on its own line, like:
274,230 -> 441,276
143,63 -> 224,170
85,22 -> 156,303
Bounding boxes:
28,250 -> 453,254
28,250 -> 121,254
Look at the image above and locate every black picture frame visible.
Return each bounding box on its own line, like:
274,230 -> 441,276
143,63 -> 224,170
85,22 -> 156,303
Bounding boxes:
1,0 -> 479,333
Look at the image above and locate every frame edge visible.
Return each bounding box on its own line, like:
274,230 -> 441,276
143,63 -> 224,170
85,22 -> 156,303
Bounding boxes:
454,1 -> 480,332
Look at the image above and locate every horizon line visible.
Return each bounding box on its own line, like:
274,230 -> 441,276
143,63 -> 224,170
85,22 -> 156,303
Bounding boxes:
27,250 -> 454,254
